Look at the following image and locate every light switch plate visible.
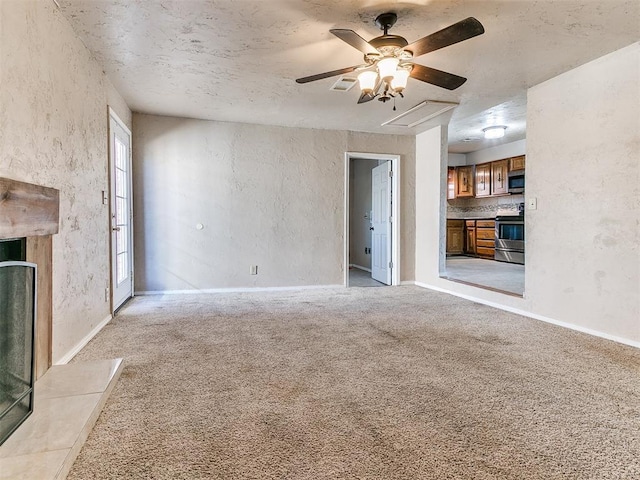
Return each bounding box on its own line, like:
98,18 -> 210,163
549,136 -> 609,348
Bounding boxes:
528,198 -> 537,210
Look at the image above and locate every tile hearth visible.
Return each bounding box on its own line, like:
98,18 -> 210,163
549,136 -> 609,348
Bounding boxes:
0,358 -> 123,479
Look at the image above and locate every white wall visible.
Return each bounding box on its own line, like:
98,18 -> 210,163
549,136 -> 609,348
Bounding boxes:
132,115 -> 415,292
0,1 -> 132,362
465,139 -> 526,165
416,43 -> 640,346
415,125 -> 447,282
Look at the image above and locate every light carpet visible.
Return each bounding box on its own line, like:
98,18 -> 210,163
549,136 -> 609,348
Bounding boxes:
68,286 -> 640,479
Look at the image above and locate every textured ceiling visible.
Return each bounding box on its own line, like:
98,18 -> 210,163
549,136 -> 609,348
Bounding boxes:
57,0 -> 639,153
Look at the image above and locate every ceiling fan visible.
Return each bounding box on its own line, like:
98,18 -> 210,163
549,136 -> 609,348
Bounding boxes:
296,13 -> 485,107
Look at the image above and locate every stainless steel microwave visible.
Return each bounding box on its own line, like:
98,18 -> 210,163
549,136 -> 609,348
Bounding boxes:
508,169 -> 525,194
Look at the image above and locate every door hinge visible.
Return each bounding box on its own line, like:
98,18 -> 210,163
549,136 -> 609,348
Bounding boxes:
388,261 -> 393,269
388,170 -> 393,178
389,215 -> 393,223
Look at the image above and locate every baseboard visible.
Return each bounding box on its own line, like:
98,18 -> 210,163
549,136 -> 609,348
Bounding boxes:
54,314 -> 113,365
414,281 -> 640,349
135,284 -> 346,296
349,264 -> 372,273
400,280 -> 416,286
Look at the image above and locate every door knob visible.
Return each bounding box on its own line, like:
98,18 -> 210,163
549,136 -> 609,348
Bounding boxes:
369,227 -> 374,231
112,227 -> 121,232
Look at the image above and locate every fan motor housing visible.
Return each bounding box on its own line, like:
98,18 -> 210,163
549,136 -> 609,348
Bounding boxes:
369,35 -> 408,49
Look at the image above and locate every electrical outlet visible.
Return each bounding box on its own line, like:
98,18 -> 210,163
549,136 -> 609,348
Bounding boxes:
250,265 -> 258,275
528,197 -> 537,210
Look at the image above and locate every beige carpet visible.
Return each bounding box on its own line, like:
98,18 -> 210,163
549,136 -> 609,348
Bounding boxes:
68,286 -> 640,479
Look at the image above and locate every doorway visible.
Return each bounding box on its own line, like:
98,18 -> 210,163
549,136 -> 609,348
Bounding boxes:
344,152 -> 401,287
108,108 -> 133,311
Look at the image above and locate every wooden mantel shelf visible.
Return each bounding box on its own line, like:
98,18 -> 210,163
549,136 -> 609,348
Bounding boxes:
0,177 -> 59,240
1,177 -> 60,379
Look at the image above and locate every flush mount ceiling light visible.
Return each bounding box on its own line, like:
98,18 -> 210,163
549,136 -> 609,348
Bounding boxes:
296,13 -> 485,110
483,125 -> 507,139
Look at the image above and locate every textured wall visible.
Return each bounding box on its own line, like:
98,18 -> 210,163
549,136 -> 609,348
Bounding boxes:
132,115 -> 415,291
0,1 -> 131,362
416,43 -> 640,345
525,43 -> 639,341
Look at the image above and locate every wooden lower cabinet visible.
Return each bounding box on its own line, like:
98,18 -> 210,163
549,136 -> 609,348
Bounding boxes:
465,220 -> 476,254
460,219 -> 495,258
446,220 -> 464,254
475,220 -> 496,258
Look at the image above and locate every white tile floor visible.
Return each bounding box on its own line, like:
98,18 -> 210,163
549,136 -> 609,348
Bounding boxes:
443,256 -> 525,296
0,358 -> 123,480
348,267 -> 386,287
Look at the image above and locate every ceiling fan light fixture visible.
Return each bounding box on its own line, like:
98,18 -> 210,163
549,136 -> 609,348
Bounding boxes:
377,57 -> 399,81
390,68 -> 410,92
358,70 -> 378,93
483,125 -> 507,139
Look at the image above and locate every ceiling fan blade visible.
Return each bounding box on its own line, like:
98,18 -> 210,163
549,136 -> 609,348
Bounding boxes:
409,64 -> 467,90
405,17 -> 485,58
296,65 -> 361,84
330,29 -> 379,55
357,91 -> 375,104
357,78 -> 382,104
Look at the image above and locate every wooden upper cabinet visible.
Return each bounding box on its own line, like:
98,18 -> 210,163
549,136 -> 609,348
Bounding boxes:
491,159 -> 509,195
456,166 -> 474,197
475,163 -> 491,197
510,155 -> 526,171
447,167 -> 457,200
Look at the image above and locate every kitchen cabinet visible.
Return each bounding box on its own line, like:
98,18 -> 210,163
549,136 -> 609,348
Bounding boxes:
465,220 -> 476,255
475,220 -> 496,258
446,220 -> 464,254
456,166 -> 474,198
462,219 -> 495,258
510,155 -> 526,171
447,167 -> 457,200
475,163 -> 491,197
491,159 -> 509,195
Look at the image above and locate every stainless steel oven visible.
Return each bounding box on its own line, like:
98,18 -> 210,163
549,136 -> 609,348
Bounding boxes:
495,214 -> 524,264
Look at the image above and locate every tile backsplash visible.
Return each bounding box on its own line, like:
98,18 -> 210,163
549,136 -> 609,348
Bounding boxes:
447,194 -> 525,219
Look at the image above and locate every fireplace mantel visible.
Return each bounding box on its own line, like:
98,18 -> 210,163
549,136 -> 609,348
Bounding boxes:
0,177 -> 59,240
1,177 -> 59,378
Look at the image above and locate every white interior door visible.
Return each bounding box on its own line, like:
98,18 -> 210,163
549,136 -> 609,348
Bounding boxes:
109,111 -> 133,310
371,162 -> 392,285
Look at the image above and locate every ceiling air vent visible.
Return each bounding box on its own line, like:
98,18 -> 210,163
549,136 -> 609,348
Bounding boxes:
382,100 -> 458,128
330,76 -> 358,92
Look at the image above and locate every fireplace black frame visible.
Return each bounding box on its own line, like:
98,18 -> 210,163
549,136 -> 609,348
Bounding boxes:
0,261 -> 37,446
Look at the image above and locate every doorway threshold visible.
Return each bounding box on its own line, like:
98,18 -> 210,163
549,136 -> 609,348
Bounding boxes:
441,275 -> 524,298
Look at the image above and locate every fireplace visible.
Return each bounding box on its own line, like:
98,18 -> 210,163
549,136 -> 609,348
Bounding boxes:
0,177 -> 59,445
0,249 -> 37,446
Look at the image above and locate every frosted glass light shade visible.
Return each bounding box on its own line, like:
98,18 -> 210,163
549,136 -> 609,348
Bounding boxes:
391,68 -> 410,91
483,126 -> 506,139
358,70 -> 378,93
378,57 -> 399,80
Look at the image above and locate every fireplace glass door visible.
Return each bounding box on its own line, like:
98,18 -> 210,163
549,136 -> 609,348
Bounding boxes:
0,261 -> 36,446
